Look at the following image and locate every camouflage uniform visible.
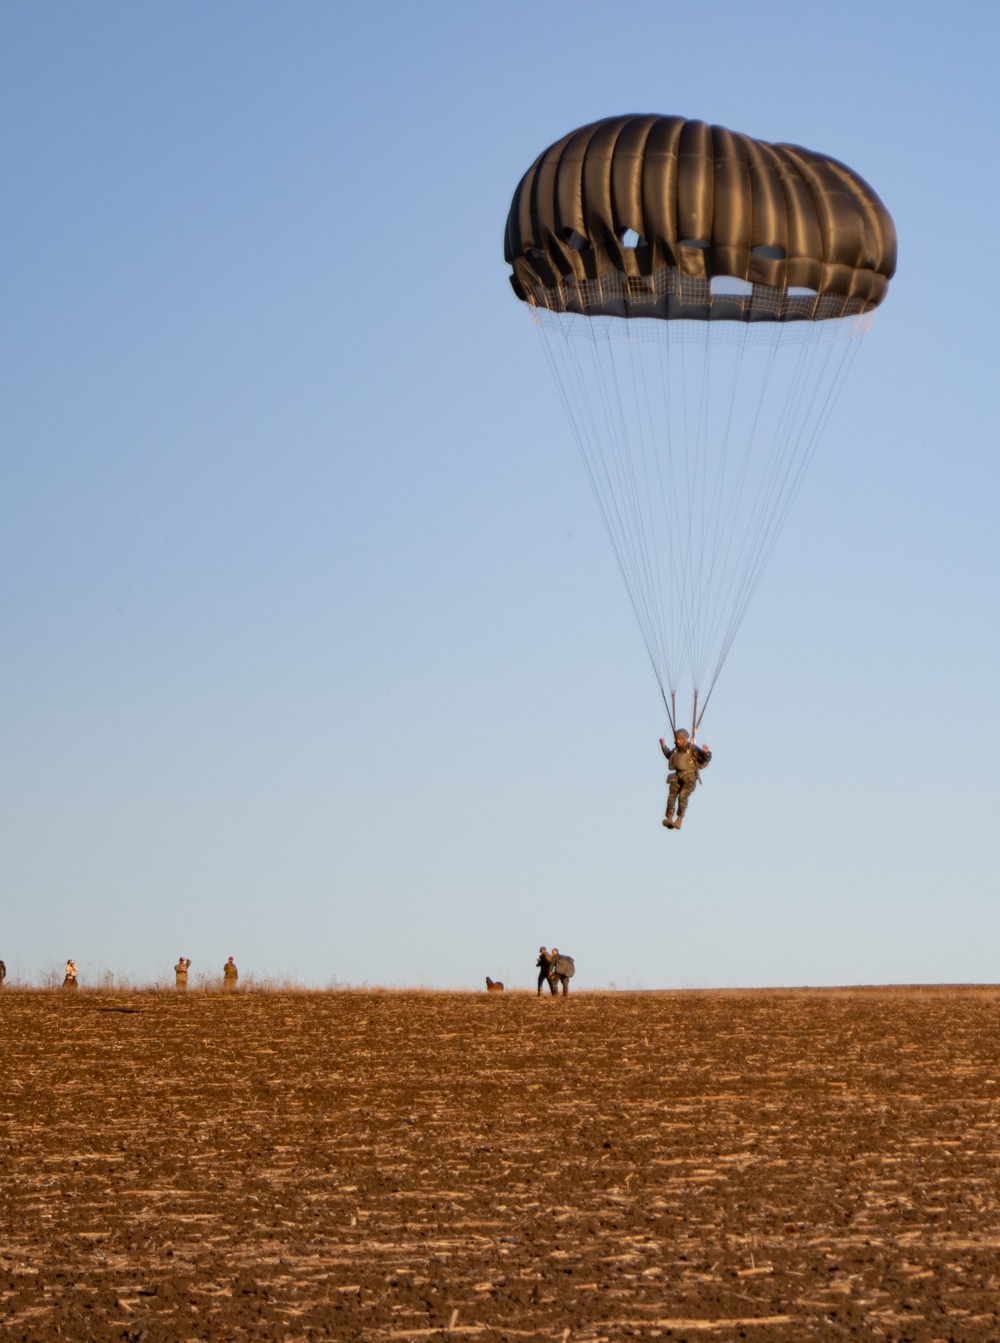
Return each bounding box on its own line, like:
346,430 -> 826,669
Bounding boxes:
550,953 -> 574,995
661,739 -> 712,823
223,958 -> 239,992
174,958 -> 191,990
536,948 -> 556,996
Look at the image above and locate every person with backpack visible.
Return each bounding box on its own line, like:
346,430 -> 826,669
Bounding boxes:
549,948 -> 575,995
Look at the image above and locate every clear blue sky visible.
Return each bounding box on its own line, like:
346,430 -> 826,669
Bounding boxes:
2,1 -> 998,989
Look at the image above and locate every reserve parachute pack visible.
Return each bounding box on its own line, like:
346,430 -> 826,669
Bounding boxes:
553,955 -> 575,978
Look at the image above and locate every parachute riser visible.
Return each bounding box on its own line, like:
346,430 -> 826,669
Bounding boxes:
661,688 -> 708,744
662,689 -> 711,742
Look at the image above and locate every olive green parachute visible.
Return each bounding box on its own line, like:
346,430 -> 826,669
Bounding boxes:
505,115 -> 896,323
505,116 -> 896,733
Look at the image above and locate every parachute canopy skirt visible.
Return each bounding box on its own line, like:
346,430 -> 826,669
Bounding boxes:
505,116 -> 895,732
505,115 -> 896,323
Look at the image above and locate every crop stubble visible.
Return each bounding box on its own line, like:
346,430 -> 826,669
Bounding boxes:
1,988 -> 999,1342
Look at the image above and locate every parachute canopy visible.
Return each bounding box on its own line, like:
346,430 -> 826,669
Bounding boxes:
505,115 -> 896,323
505,116 -> 895,733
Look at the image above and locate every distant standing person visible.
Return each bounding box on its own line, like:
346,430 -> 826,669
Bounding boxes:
62,959 -> 78,990
174,957 -> 192,990
223,957 -> 239,992
0,960 -> 6,987
549,948 -> 575,996
536,947 -> 556,996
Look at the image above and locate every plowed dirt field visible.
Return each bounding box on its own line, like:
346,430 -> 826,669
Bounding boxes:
2,987 -> 1000,1342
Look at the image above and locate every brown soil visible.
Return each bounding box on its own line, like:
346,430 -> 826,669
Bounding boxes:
2,987 -> 999,1342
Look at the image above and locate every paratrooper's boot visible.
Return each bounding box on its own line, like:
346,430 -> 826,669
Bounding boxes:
673,815 -> 683,831
662,813 -> 674,828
